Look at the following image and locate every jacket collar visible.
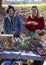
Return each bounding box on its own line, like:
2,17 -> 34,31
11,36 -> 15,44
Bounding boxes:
6,14 -> 16,22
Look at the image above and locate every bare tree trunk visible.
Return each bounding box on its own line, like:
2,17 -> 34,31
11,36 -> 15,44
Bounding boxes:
0,0 -> 5,16
0,0 -> 2,13
0,0 -> 2,9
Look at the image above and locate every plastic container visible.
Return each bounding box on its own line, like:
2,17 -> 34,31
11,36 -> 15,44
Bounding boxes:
30,32 -> 36,37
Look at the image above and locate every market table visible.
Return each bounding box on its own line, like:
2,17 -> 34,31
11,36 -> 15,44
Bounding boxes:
0,50 -> 46,60
0,34 -> 46,61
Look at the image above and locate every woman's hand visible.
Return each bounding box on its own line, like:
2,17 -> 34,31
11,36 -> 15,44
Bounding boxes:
31,21 -> 38,25
23,21 -> 38,25
27,21 -> 38,25
23,21 -> 31,25
28,21 -> 31,24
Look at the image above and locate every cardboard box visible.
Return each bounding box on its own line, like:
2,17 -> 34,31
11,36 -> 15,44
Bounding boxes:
33,34 -> 46,40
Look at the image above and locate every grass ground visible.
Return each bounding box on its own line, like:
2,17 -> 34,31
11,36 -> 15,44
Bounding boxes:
2,3 -> 46,8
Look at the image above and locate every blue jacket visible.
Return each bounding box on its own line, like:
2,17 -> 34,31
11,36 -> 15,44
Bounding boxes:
3,14 -> 22,35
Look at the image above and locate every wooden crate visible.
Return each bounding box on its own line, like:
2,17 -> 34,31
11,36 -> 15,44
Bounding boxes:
0,34 -> 13,50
